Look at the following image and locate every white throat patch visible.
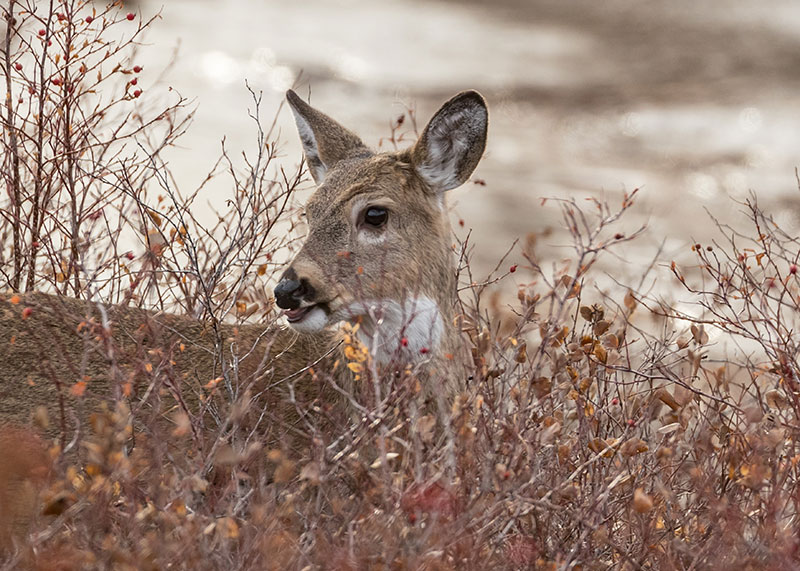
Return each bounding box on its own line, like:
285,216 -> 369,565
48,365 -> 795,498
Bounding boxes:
338,296 -> 444,365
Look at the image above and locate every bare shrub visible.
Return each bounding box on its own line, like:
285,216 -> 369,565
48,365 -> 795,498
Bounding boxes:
2,2 -> 800,570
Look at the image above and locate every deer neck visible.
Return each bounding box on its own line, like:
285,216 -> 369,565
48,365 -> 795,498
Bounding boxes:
353,263 -> 460,368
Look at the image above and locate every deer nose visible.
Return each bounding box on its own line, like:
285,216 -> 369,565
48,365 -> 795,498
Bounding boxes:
274,278 -> 306,310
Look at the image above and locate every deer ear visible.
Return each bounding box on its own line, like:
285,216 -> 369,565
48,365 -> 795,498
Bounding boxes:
412,91 -> 488,194
286,90 -> 370,185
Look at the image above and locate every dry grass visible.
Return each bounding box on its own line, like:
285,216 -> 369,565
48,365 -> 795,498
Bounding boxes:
2,2 -> 800,569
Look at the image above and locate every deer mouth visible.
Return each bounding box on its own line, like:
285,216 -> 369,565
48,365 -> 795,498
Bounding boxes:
282,301 -> 332,328
284,305 -> 314,323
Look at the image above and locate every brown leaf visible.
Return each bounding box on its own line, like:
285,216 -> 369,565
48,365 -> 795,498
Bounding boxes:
214,444 -> 241,466
624,289 -> 637,311
593,345 -> 607,363
621,438 -> 649,457
655,388 -> 680,411
633,488 -> 653,513
416,414 -> 436,443
299,461 -> 321,485
273,459 -> 296,484
593,320 -> 611,335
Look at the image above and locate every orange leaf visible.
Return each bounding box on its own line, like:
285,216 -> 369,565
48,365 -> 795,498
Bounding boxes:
71,381 -> 87,397
204,377 -> 222,390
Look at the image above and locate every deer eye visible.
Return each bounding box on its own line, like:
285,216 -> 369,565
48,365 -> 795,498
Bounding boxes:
363,206 -> 388,228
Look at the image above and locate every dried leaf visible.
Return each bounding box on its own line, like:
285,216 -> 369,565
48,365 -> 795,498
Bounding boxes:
621,438 -> 649,456
690,324 -> 709,345
299,461 -> 321,485
657,422 -> 682,435
515,341 -> 527,363
214,444 -> 240,466
655,388 -> 680,411
273,459 -> 296,483
70,381 -> 87,397
593,345 -> 607,363
593,320 -> 611,335
172,412 -> 191,437
416,414 -> 436,443
633,488 -> 653,513
624,289 -> 637,311
766,389 -> 788,409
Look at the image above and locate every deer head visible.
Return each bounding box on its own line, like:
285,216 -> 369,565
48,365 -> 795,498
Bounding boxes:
274,90 -> 488,364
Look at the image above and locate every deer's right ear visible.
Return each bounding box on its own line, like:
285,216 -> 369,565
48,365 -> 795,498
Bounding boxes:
286,90 -> 370,185
412,90 -> 488,194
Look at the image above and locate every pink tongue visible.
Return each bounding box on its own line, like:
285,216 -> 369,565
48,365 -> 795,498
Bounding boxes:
284,307 -> 309,321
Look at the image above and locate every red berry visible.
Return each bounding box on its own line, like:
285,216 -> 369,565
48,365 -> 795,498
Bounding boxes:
14,63 -> 22,71
133,65 -> 142,73
38,29 -> 46,36
509,265 -> 517,273
458,219 -> 464,227
611,398 -> 619,405
85,16 -> 93,23
51,78 -> 62,86
126,13 -> 135,21
125,252 -> 135,260
130,77 -> 138,86
133,89 -> 142,98
627,419 -> 635,427
420,347 -> 429,354
31,241 -> 40,249
400,337 -> 408,347
21,307 -> 33,320
790,264 -> 798,275
57,13 -> 66,21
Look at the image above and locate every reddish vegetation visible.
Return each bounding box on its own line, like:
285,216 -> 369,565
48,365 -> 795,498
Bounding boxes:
2,1 -> 800,569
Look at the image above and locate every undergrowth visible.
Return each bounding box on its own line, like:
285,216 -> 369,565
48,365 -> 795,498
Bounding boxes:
2,2 -> 800,570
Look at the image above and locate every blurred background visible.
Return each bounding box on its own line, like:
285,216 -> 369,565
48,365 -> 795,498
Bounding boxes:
135,0 -> 800,281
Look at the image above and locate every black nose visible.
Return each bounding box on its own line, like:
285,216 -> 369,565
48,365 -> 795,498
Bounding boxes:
274,278 -> 307,310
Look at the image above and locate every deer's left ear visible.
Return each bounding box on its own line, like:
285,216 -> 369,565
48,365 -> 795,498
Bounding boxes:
412,91 -> 488,194
286,90 -> 370,185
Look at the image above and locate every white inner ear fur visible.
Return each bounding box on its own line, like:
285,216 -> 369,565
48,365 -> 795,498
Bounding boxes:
291,110 -> 328,183
338,296 -> 444,364
416,107 -> 480,193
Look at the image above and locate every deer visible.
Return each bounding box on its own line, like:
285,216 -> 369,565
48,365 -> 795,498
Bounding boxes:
0,88 -> 488,553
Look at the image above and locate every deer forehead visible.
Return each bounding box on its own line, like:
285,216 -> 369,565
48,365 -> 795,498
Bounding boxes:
305,154 -> 432,217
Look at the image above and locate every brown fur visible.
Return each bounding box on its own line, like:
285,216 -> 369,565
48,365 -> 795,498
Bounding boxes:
0,426 -> 50,554
0,90 -> 488,553
0,291 -> 333,554
280,90 -> 488,384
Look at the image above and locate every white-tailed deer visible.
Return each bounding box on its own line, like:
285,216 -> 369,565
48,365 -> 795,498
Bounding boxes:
0,89 -> 488,552
275,89 -> 487,370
